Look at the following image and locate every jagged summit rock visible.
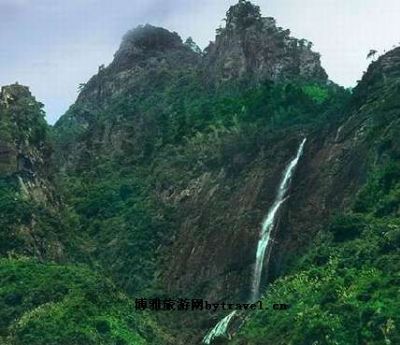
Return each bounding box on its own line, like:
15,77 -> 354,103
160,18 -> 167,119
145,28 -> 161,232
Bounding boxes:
0,84 -> 48,175
56,1 -> 330,172
1,83 -> 32,105
67,1 -> 328,111
352,46 -> 400,105
225,0 -> 263,31
204,0 -> 328,85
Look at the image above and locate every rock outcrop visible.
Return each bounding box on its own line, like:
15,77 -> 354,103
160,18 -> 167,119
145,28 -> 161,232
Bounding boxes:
77,24 -> 201,107
204,0 -> 328,85
0,84 -> 64,260
50,2 -> 400,344
270,45 -> 400,280
54,24 -> 201,171
51,3 -> 337,342
0,84 -> 54,201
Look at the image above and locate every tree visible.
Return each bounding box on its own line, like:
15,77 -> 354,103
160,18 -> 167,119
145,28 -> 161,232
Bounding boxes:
184,37 -> 202,55
367,49 -> 377,59
77,83 -> 86,92
225,0 -> 262,30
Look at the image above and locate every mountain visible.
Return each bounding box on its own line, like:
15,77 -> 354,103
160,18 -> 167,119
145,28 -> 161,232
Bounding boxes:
52,1 -> 341,340
1,1 -> 400,344
204,1 -> 327,85
0,84 -> 65,260
231,45 -> 400,345
54,1 -> 327,171
0,88 -> 169,345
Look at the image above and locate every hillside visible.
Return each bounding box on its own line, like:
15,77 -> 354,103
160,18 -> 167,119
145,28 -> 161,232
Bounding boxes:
1,1 -> 399,344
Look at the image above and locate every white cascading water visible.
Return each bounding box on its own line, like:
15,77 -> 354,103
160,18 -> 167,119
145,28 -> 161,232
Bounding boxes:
203,311 -> 236,344
251,138 -> 307,301
202,138 -> 306,344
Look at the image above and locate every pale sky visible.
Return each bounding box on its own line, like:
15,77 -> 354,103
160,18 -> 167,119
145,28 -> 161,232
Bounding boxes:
1,0 -> 400,124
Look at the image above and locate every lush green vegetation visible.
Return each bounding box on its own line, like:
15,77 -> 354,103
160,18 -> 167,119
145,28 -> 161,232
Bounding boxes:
227,48 -> 400,345
0,179 -> 60,256
54,80 -> 349,298
233,211 -> 399,344
58,167 -> 175,295
57,80 -> 349,173
0,257 -> 168,345
3,34 -> 398,345
231,144 -> 400,345
0,86 -> 49,151
0,86 -> 171,344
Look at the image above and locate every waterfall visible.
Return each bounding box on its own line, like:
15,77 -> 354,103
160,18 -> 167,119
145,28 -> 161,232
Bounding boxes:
203,311 -> 236,344
202,138 -> 306,344
251,138 -> 306,301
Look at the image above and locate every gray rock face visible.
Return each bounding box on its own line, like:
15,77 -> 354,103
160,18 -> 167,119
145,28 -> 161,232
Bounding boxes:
73,3 -> 328,111
0,84 -> 65,260
75,24 -> 201,109
204,1 -> 328,85
49,4 -> 400,343
0,84 -> 44,176
55,6 -> 329,172
52,3 -> 332,306
112,25 -> 187,71
54,25 -> 202,168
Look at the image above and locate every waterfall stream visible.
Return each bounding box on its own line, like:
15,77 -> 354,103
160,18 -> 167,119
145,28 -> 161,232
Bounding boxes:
203,311 -> 236,344
251,137 -> 306,300
202,138 -> 306,344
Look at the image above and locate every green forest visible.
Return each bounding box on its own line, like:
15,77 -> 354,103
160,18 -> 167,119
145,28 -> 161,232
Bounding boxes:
1,1 -> 400,344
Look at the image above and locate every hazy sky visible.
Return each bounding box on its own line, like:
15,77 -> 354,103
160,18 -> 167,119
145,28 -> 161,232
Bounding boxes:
1,0 -> 400,124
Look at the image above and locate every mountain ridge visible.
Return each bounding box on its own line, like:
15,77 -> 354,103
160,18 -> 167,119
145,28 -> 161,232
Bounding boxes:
1,1 -> 400,344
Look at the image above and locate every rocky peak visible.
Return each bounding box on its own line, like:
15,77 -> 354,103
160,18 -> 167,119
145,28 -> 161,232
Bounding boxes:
351,47 -> 400,109
1,83 -> 31,108
0,85 -> 64,260
225,0 -> 262,31
204,1 -> 328,85
0,83 -> 49,177
110,24 -> 199,73
73,25 -> 200,108
119,24 -> 183,53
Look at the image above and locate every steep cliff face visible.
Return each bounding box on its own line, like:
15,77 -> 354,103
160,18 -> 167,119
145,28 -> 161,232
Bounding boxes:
51,2 -> 344,343
55,3 -> 328,172
204,0 -> 327,85
271,46 -> 400,279
48,2 -> 400,345
55,24 -> 201,170
0,85 -> 49,179
229,46 -> 400,345
0,85 -> 172,345
0,84 -> 64,260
